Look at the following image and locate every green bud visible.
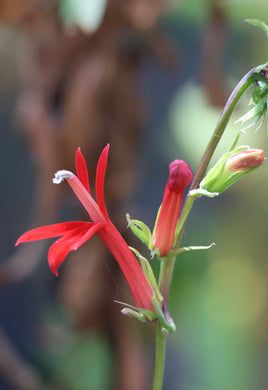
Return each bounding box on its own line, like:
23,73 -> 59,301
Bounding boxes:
200,146 -> 265,193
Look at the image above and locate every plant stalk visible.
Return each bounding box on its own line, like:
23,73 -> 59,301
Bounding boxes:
176,66 -> 263,245
151,65 -> 265,390
152,321 -> 168,390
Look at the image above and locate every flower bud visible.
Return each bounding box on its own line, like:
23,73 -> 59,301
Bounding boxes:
200,146 -> 265,193
226,148 -> 264,171
153,159 -> 193,257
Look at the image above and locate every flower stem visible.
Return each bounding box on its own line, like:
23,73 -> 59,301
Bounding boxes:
175,66 -> 264,245
152,321 -> 168,390
158,256 -> 176,302
151,65 -> 266,390
152,256 -> 175,390
190,66 -> 261,191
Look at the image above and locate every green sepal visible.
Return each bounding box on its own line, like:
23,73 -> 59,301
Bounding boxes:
121,308 -> 152,323
236,97 -> 267,131
165,243 -> 215,259
126,214 -> 153,250
152,205 -> 162,237
199,145 -> 254,194
152,296 -> 176,333
251,82 -> 268,105
252,82 -> 263,104
129,247 -> 163,303
117,297 -> 176,333
151,247 -> 161,259
115,300 -> 157,322
245,19 -> 268,37
189,189 -> 219,198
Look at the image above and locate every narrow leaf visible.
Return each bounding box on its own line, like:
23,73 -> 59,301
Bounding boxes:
129,247 -> 163,302
245,19 -> 268,37
166,243 -> 215,259
126,214 -> 153,249
152,297 -> 176,333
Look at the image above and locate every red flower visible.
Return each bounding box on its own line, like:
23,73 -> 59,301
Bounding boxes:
153,159 -> 193,257
16,145 -> 154,311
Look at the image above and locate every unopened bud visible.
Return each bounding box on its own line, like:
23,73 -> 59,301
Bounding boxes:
153,159 -> 193,257
200,146 -> 265,193
226,148 -> 264,171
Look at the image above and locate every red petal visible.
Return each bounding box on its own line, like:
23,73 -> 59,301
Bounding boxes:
16,221 -> 85,245
48,222 -> 103,275
75,147 -> 90,193
95,144 -> 109,219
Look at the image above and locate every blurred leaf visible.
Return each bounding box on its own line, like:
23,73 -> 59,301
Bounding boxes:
59,0 -> 107,32
245,19 -> 268,37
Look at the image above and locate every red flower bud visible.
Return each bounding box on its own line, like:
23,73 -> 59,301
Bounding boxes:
226,149 -> 264,171
153,160 -> 193,257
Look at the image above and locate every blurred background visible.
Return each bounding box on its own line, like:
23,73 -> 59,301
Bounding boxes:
0,0 -> 268,389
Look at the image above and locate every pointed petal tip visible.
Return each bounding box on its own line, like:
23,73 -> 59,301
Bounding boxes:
15,235 -> 23,246
75,147 -> 82,158
15,235 -> 29,246
95,144 -> 110,219
49,262 -> 59,276
75,147 -> 90,192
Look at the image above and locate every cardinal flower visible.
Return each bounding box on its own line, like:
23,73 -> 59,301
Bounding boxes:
153,159 -> 193,257
16,145 -> 154,311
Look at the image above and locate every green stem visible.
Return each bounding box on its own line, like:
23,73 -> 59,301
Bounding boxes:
152,257 -> 175,390
175,66 -> 264,245
151,64 -> 266,390
190,66 -> 260,191
152,320 -> 168,390
158,257 -> 176,302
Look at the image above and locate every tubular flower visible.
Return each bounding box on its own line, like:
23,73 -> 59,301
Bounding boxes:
153,160 -> 193,257
16,145 -> 154,311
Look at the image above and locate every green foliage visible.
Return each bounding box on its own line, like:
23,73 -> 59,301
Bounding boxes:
245,19 -> 268,37
126,214 -> 153,250
129,246 -> 163,303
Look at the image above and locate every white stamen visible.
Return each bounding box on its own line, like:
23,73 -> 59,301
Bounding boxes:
53,170 -> 74,184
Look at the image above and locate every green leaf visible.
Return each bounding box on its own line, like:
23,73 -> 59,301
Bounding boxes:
236,98 -> 267,126
152,296 -> 176,333
121,308 -> 152,323
189,189 -> 219,198
165,243 -> 215,259
152,204 -> 161,237
115,300 -> 156,322
129,247 -> 163,303
245,19 -> 268,37
126,214 -> 153,249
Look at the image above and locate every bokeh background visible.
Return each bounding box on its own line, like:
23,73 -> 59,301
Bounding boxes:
0,0 -> 268,389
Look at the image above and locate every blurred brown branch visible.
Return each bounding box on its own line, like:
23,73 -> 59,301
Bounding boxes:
0,0 -> 173,389
200,0 -> 228,107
